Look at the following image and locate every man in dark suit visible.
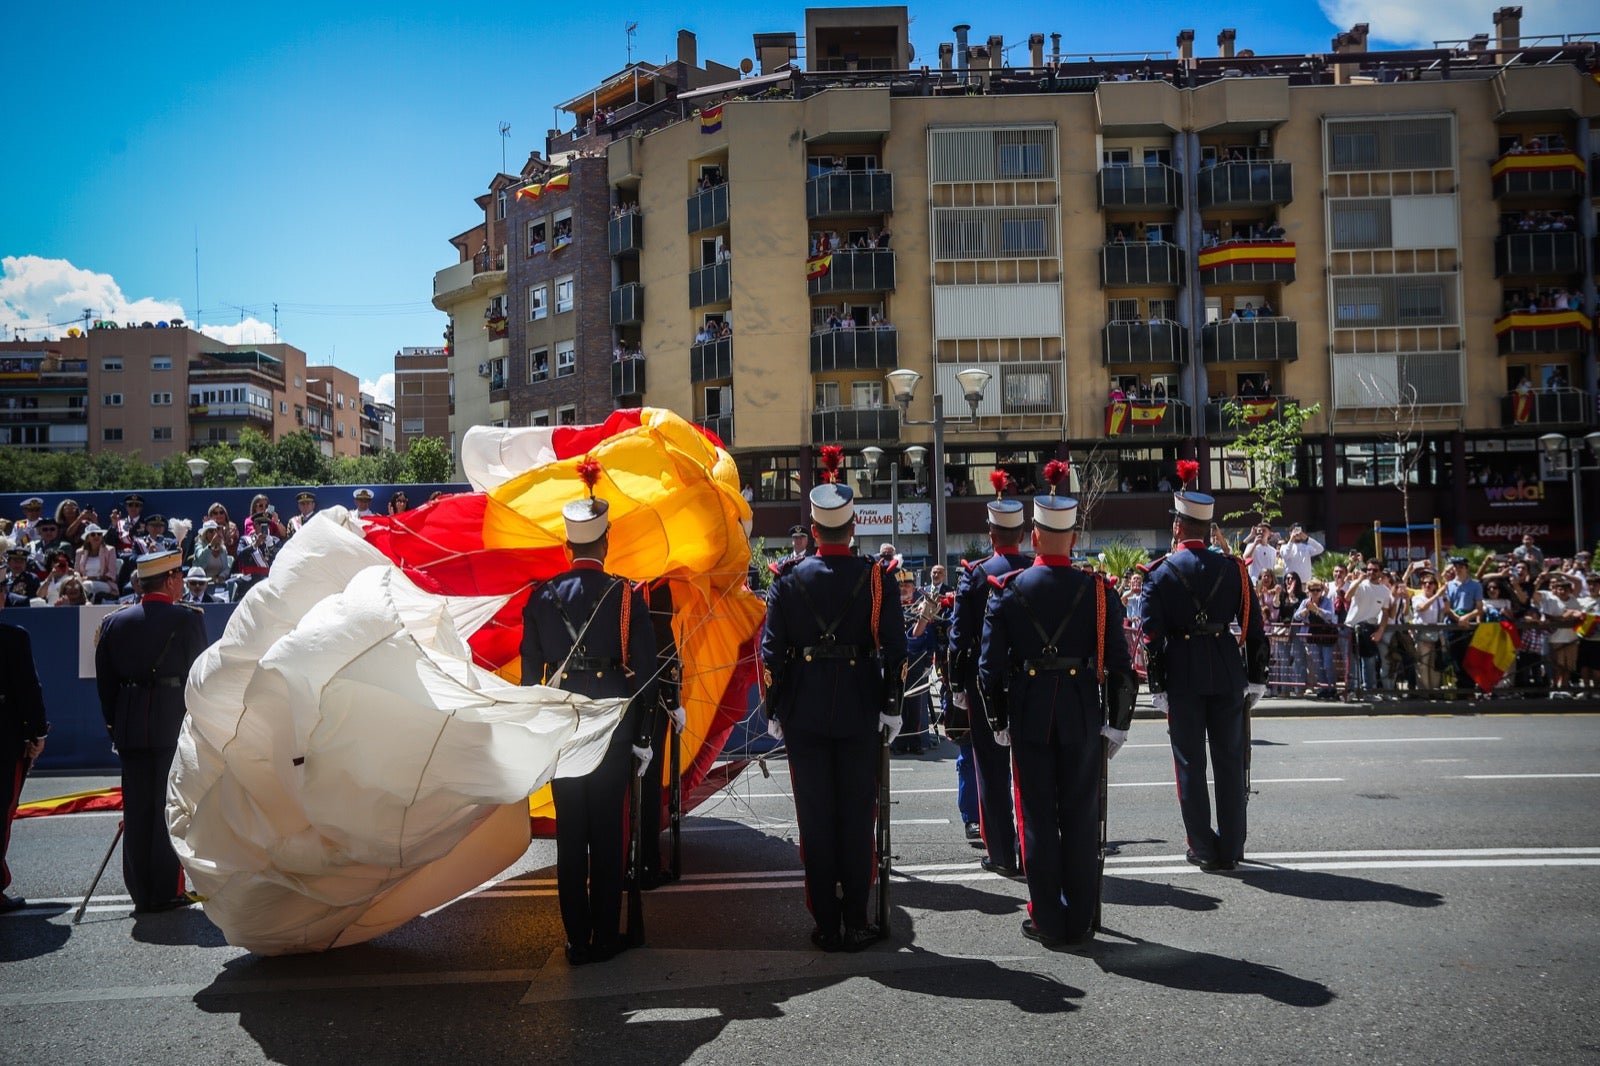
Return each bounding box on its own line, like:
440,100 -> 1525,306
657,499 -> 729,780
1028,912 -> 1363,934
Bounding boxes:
520,483 -> 656,965
979,488 -> 1137,947
95,550 -> 209,912
1,599 -> 49,910
947,493 -> 1030,872
761,481 -> 906,951
1141,486 -> 1269,871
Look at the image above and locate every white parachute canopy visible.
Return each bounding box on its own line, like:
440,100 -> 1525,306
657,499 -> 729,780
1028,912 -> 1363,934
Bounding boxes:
169,508 -> 627,955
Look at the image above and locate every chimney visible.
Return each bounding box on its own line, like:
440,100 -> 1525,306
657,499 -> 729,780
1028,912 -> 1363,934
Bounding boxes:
1051,32 -> 1061,64
1218,28 -> 1236,59
1468,33 -> 1489,52
1177,30 -> 1194,62
939,41 -> 953,71
1029,33 -> 1044,68
987,35 -> 1004,72
954,24 -> 970,82
1332,23 -> 1368,85
677,29 -> 698,70
1494,6 -> 1523,53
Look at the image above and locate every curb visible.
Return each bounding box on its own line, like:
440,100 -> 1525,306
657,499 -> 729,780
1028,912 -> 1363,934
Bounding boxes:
1133,696 -> 1600,719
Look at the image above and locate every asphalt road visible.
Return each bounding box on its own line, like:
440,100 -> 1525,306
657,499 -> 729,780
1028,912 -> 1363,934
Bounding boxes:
3,713 -> 1598,1065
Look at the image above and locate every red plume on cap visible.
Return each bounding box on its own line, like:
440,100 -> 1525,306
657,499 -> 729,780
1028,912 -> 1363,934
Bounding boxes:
819,445 -> 844,484
989,469 -> 1009,499
1042,459 -> 1070,497
1176,459 -> 1200,489
576,457 -> 602,499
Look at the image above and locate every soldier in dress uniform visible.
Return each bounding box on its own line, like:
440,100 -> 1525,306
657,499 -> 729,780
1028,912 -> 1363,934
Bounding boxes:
761,472 -> 906,952
286,491 -> 317,536
1140,477 -> 1269,872
978,468 -> 1137,947
1,595 -> 49,910
4,547 -> 40,607
520,467 -> 656,964
12,498 -> 45,548
768,523 -> 813,576
134,514 -> 178,556
947,479 -> 1030,873
638,577 -> 685,887
94,550 -> 209,912
352,488 -> 376,519
111,493 -> 149,553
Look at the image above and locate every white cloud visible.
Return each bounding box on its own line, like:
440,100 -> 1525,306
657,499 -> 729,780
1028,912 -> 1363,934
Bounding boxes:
196,319 -> 280,346
361,373 -> 395,405
1319,1 -> 1593,49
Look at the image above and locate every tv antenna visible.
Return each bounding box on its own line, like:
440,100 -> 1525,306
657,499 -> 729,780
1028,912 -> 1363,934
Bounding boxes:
498,121 -> 511,174
626,21 -> 638,64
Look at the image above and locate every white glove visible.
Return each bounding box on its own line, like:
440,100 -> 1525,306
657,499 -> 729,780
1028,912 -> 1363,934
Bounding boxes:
993,727 -> 1012,747
666,705 -> 687,734
1100,724 -> 1128,759
950,690 -> 969,710
1151,692 -> 1169,714
1244,683 -> 1268,712
766,716 -> 784,742
631,744 -> 653,777
879,712 -> 903,746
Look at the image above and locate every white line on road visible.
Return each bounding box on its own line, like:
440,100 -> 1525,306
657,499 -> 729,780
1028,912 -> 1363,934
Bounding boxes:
1456,773 -> 1600,780
1300,736 -> 1501,744
1111,777 -> 1343,788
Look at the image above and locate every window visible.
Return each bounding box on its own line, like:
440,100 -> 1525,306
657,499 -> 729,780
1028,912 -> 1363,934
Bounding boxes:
529,347 -> 549,382
557,405 -> 577,426
101,358 -> 122,372
150,392 -> 172,405
102,393 -> 123,407
295,376 -> 303,387
1148,298 -> 1177,321
701,238 -> 721,266
704,386 -> 731,415
1330,200 -> 1390,249
1396,282 -> 1446,323
1107,299 -> 1140,322
496,188 -> 507,220
102,427 -> 123,441
402,417 -> 425,434
488,294 -> 507,320
555,276 -> 574,313
998,142 -> 1045,178
280,400 -> 288,414
529,285 -> 548,321
553,208 -> 573,248
528,219 -> 547,257
555,343 -> 576,378
400,380 -> 424,396
530,410 -> 550,427
151,357 -> 173,371
814,381 -> 840,409
488,357 -> 506,388
1102,148 -> 1132,166
1330,131 -> 1378,169
851,381 -> 882,408
1000,218 -> 1047,256
152,426 -> 172,441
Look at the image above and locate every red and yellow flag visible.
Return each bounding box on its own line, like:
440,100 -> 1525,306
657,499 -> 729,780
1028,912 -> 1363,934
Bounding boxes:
1493,309 -> 1592,335
1128,400 -> 1168,426
516,182 -> 543,201
1489,151 -> 1586,179
1199,241 -> 1296,271
806,254 -> 832,280
1105,400 -> 1130,436
1461,620 -> 1518,694
700,105 -> 723,133
1511,391 -> 1533,424
542,172 -> 571,194
16,786 -> 123,818
1240,398 -> 1278,422
1575,614 -> 1600,639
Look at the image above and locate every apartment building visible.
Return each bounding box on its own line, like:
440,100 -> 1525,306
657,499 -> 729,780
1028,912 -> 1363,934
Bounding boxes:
393,346 -> 453,453
305,364 -> 363,459
582,5 -> 1597,555
432,181 -> 511,470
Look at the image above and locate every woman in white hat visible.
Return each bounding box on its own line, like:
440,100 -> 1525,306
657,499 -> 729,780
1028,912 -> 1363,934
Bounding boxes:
76,525 -> 119,602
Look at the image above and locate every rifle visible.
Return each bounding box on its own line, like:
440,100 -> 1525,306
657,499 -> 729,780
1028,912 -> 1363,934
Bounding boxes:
1244,700 -> 1255,802
625,773 -> 645,946
74,819 -> 124,924
1094,735 -> 1109,932
876,734 -> 891,937
668,723 -> 682,879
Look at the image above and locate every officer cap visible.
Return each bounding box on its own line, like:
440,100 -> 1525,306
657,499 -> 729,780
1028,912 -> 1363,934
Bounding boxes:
787,524 -> 809,538
145,513 -> 167,526
5,546 -> 27,558
1170,490 -> 1215,522
21,497 -> 43,509
986,499 -> 1024,529
1031,493 -> 1079,532
135,550 -> 184,580
809,483 -> 855,528
353,488 -> 374,501
562,498 -> 610,544
296,491 -> 316,504
124,493 -> 145,505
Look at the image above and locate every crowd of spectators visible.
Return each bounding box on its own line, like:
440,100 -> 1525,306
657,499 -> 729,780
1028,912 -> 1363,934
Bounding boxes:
1502,286 -> 1584,315
1499,209 -> 1578,235
809,228 -> 891,256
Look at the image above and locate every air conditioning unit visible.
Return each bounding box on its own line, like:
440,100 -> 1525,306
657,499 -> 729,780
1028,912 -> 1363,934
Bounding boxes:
478,362 -> 491,376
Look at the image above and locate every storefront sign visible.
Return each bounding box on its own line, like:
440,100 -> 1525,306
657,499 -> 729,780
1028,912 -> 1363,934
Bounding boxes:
1483,479 -> 1545,507
1475,520 -> 1555,541
851,502 -> 931,535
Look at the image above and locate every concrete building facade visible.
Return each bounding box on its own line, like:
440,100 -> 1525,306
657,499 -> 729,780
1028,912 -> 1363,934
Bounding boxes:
393,346 -> 453,453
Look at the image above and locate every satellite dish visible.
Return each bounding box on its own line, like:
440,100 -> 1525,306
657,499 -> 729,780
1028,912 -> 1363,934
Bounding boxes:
740,57 -> 753,74
908,43 -> 915,62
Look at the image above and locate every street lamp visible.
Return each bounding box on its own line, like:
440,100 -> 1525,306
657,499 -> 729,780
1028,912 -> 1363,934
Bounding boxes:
1539,431 -> 1600,552
885,367 -> 992,566
231,456 -> 256,485
861,446 -> 900,548
186,457 -> 210,487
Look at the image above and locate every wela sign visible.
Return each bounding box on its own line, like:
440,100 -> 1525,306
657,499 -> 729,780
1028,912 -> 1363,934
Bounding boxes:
1483,480 -> 1545,508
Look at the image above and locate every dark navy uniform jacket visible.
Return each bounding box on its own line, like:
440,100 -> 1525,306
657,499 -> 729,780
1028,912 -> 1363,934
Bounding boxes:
521,561 -> 657,745
979,558 -> 1132,744
761,547 -> 906,739
947,549 -> 1030,691
95,595 -> 208,752
1140,543 -> 1268,697
2,622 -> 48,746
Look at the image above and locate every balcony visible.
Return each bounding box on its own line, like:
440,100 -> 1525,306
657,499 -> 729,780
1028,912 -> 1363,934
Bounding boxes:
1103,398 -> 1192,438
810,327 -> 898,373
610,282 -> 644,326
696,412 -> 733,445
808,250 -> 895,296
608,213 -> 642,255
1198,240 -> 1296,286
1491,151 -> 1585,199
611,357 -> 646,399
689,262 -> 731,308
1494,232 -> 1583,277
1097,164 -> 1181,210
1203,395 -> 1301,436
690,336 -> 732,383
187,403 -> 273,423
1196,160 -> 1294,208
1100,242 -> 1183,287
489,377 -> 508,404
811,405 -> 899,444
1102,320 -> 1190,366
1500,388 -> 1589,429
1495,310 -> 1591,355
687,183 -> 729,233
0,407 -> 86,423
1202,318 -> 1299,363
806,171 -> 894,218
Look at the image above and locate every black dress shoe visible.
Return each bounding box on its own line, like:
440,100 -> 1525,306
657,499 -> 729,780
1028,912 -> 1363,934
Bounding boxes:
638,868 -> 665,891
810,927 -> 844,953
841,925 -> 882,952
981,857 -> 1020,877
1185,849 -> 1233,872
1022,920 -> 1094,950
0,894 -> 26,912
564,942 -> 592,966
964,822 -> 983,843
589,938 -> 630,962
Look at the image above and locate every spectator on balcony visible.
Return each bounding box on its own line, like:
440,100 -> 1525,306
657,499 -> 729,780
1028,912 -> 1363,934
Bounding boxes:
77,526 -> 118,602
1240,303 -> 1257,320
1548,366 -> 1570,391
717,321 -> 732,340
1152,379 -> 1167,400
840,315 -> 855,332
1505,138 -> 1523,154
1259,300 -> 1277,317
1265,221 -> 1286,240
1109,382 -> 1126,402
1527,136 -> 1545,152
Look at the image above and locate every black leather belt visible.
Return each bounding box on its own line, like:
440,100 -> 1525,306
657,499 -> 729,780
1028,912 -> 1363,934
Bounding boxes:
799,644 -> 874,663
1178,625 -> 1232,639
563,656 -> 623,674
121,678 -> 183,689
1020,656 -> 1089,676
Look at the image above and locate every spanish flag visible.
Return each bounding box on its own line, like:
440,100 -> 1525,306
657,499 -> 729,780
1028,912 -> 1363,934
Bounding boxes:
543,172 -> 571,194
1105,400 -> 1130,436
1240,398 -> 1278,423
1575,614 -> 1600,639
1489,151 -> 1586,179
1460,620 -> 1518,694
1493,309 -> 1592,335
16,785 -> 123,818
1512,391 -> 1533,424
806,254 -> 832,280
1128,400 -> 1168,426
1199,241 -> 1297,271
516,182 -> 544,202
700,105 -> 723,134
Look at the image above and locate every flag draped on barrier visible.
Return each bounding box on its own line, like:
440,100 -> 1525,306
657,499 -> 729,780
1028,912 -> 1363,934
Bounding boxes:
1461,620 -> 1518,693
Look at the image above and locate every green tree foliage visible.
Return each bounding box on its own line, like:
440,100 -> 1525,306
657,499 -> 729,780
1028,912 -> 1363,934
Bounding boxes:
1097,541 -> 1150,579
1219,399 -> 1322,527
403,437 -> 455,485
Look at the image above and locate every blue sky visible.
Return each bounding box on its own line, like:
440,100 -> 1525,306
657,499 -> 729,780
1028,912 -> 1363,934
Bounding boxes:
2,1 -> 1584,400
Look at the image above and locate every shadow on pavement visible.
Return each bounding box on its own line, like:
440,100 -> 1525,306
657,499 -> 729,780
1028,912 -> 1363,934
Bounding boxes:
1233,865 -> 1445,907
1091,932 -> 1335,1007
131,907 -> 230,947
0,904 -> 71,962
1103,875 -> 1221,912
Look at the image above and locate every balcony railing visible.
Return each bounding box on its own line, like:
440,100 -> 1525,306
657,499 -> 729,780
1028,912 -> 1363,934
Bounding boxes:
1097,164 -> 1181,209
1203,395 -> 1301,436
1491,151 -> 1585,199
687,183 -> 729,233
808,250 -> 896,295
690,336 -> 732,382
811,405 -> 899,443
810,327 -> 898,373
1198,240 -> 1296,286
0,407 -> 86,422
187,403 -> 273,423
806,171 -> 894,218
1100,241 -> 1183,287
696,412 -> 733,445
473,250 -> 506,275
1500,388 -> 1588,428
1494,310 -> 1591,355
1104,398 -> 1192,438
611,357 -> 646,398
1196,160 -> 1293,208
610,282 -> 644,326
1494,232 -> 1583,277
689,262 -> 731,308
1102,320 -> 1191,365
1202,318 -> 1299,363
608,213 -> 642,255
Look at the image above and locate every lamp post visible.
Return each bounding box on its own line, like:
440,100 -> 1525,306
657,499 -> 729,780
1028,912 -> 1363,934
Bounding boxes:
231,456 -> 255,485
885,367 -> 992,567
1539,431 -> 1600,553
186,457 -> 209,487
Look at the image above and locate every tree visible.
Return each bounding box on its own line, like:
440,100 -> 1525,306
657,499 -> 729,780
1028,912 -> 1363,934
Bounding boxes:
403,437 -> 455,484
1071,443 -> 1119,536
1356,373 -> 1427,562
1219,399 -> 1321,527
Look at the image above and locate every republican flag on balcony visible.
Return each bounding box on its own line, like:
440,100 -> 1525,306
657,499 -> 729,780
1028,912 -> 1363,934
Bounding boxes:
1512,391 -> 1533,424
1460,620 -> 1518,694
1240,398 -> 1278,422
806,254 -> 832,280
543,172 -> 571,194
1128,400 -> 1168,426
516,182 -> 544,202
700,105 -> 723,133
1105,400 -> 1130,436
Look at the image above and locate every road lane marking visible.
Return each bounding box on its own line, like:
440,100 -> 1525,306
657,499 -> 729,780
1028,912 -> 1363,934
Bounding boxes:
1112,777 -> 1342,788
1301,736 -> 1501,744
1456,773 -> 1600,780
